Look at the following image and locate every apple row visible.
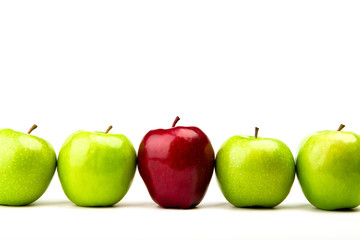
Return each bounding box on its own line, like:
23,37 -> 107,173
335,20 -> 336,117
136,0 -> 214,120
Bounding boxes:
0,117 -> 359,211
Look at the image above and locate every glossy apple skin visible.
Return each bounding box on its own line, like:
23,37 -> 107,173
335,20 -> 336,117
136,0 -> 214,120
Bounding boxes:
296,130 -> 360,210
216,136 -> 295,208
138,126 -> 215,209
0,129 -> 56,206
58,131 -> 136,207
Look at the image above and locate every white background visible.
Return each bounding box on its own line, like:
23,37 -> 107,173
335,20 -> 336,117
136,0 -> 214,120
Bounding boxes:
1,0 -> 360,239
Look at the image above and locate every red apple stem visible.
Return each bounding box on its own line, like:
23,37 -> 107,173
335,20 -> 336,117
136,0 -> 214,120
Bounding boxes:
337,124 -> 345,131
27,124 -> 38,134
172,116 -> 180,127
255,127 -> 259,138
105,125 -> 113,134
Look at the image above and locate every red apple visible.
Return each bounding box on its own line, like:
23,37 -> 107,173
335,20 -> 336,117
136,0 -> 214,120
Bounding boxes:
138,116 -> 215,208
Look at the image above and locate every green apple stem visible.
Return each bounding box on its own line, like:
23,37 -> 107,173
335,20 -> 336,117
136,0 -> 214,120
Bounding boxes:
105,125 -> 113,134
255,127 -> 259,138
27,124 -> 38,134
337,124 -> 345,131
172,116 -> 180,127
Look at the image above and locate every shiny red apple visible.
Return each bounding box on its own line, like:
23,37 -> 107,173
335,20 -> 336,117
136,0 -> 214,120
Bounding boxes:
138,116 -> 215,209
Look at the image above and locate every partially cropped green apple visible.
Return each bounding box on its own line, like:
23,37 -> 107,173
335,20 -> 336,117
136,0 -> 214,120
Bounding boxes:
216,127 -> 295,208
296,124 -> 360,210
58,126 -> 136,207
0,124 -> 57,205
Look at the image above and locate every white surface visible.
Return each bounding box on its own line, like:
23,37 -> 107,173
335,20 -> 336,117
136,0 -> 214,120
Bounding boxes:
1,0 -> 360,239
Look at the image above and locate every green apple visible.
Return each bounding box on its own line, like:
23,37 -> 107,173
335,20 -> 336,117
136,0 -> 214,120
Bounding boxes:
0,124 -> 57,206
58,126 -> 136,207
216,127 -> 295,207
296,124 -> 360,210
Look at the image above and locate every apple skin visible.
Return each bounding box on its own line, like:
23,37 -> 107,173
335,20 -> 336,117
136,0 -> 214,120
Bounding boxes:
0,129 -> 56,206
216,135 -> 295,208
138,125 -> 215,209
58,130 -> 136,207
296,129 -> 360,210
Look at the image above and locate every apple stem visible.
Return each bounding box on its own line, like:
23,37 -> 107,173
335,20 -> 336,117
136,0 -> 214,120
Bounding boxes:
27,124 -> 38,134
255,127 -> 259,138
105,125 -> 113,134
172,116 -> 180,127
337,124 -> 345,131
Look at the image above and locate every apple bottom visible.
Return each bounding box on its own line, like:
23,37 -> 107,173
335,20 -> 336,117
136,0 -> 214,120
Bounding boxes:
144,161 -> 212,209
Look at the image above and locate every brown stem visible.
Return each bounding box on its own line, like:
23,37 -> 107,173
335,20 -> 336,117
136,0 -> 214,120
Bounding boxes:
255,127 -> 259,138
105,125 -> 113,134
172,116 -> 180,127
27,124 -> 38,134
337,124 -> 345,131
